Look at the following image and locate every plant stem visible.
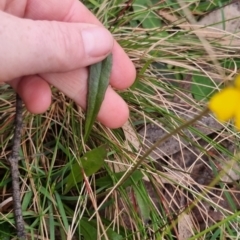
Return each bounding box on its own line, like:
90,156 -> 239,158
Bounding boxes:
8,94 -> 25,239
118,107 -> 210,187
92,108 -> 210,217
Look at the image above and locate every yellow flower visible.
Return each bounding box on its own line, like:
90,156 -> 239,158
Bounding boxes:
208,75 -> 240,130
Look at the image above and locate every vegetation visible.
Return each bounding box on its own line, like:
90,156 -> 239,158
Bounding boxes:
1,0 -> 240,239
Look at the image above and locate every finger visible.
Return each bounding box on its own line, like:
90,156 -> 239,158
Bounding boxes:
97,87 -> 129,128
24,0 -> 136,89
0,11 -> 113,82
40,70 -> 129,128
111,43 -> 136,89
9,76 -> 52,114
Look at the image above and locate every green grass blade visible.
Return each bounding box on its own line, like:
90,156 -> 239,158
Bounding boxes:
48,200 -> 55,240
55,192 -> 69,231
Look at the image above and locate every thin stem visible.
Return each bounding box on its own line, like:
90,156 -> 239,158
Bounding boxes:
91,108 -> 210,218
117,107 -> 210,187
8,94 -> 25,239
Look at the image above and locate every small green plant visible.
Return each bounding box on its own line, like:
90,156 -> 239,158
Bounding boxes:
1,0 -> 240,239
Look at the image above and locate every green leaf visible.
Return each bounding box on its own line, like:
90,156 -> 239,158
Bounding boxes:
21,191 -> 33,211
80,219 -> 97,240
55,192 -> 69,230
48,200 -> 55,240
64,145 -> 107,194
191,74 -> 215,101
133,0 -> 162,28
131,79 -> 156,95
133,185 -> 150,221
84,54 -> 112,141
141,11 -> 162,29
80,218 -> 123,240
96,170 -> 143,189
105,228 -> 123,240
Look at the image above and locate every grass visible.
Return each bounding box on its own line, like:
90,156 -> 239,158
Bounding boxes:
1,0 -> 240,239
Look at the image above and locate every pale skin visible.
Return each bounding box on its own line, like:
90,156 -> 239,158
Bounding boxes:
0,0 -> 136,128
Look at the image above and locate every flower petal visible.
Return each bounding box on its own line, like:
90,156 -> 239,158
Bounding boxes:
234,74 -> 240,89
208,87 -> 240,122
234,107 -> 240,130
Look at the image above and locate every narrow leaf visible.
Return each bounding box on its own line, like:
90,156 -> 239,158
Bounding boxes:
80,218 -> 123,240
133,185 -> 150,221
64,145 -> 107,193
80,219 -> 97,240
95,170 -> 143,189
84,54 -> 112,141
55,192 -> 69,230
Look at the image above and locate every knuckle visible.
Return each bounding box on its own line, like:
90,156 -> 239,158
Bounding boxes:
48,21 -> 84,70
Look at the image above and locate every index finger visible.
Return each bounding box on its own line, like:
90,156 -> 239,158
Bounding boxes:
25,0 -> 136,89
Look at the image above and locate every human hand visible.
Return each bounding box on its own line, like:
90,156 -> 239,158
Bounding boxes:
0,0 -> 136,128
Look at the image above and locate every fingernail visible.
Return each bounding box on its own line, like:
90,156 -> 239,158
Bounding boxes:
82,27 -> 113,57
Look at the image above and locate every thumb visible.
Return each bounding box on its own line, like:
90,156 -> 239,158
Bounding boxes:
0,11 -> 113,82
